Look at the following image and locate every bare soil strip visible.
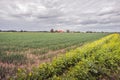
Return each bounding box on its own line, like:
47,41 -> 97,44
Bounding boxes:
1,44 -> 83,71
0,44 -> 83,80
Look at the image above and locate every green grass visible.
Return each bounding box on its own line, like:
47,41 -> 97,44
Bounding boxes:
0,32 -> 109,79
0,32 -> 108,51
16,34 -> 120,80
0,32 -> 108,64
0,53 -> 26,64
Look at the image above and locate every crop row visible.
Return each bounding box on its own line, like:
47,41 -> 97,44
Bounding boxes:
15,34 -> 116,80
59,34 -> 120,80
0,33 -> 108,65
0,33 -> 108,55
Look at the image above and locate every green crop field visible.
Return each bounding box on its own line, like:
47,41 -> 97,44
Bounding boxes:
15,33 -> 120,80
0,32 -> 109,79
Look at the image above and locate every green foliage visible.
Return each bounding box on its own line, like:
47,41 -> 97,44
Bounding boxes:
0,32 -> 108,64
15,33 -> 120,80
0,53 -> 26,64
0,32 -> 110,79
62,34 -> 120,80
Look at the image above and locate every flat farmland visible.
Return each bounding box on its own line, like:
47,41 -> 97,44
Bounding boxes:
0,32 -> 108,79
16,33 -> 120,80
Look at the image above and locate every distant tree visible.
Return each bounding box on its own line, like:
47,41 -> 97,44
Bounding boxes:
7,30 -> 17,32
66,29 -> 70,33
0,30 -> 1,32
55,30 -> 58,32
20,30 -> 23,32
50,29 -> 54,33
86,31 -> 93,33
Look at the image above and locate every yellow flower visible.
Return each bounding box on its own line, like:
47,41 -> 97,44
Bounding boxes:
18,68 -> 21,72
29,72 -> 32,76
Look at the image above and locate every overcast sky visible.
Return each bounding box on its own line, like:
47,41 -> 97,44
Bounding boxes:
0,0 -> 120,32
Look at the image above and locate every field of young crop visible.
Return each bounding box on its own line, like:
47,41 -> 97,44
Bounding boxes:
0,32 -> 109,79
15,33 -> 120,80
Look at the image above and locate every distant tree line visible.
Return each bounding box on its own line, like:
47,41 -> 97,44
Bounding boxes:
0,30 -> 17,32
0,30 -> 27,32
86,31 -> 109,33
50,29 -> 70,33
0,29 -> 118,33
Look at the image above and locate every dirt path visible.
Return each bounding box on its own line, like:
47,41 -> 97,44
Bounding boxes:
26,44 -> 82,67
0,44 -> 83,70
0,44 -> 84,80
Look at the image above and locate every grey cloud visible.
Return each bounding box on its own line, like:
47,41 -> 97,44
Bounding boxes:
98,8 -> 120,17
0,0 -> 120,32
80,15 -> 120,25
80,19 -> 98,25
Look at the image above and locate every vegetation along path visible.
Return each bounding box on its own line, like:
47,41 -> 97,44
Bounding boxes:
0,32 -> 109,79
15,33 -> 120,80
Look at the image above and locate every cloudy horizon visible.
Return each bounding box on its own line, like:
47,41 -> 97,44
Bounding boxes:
0,0 -> 120,32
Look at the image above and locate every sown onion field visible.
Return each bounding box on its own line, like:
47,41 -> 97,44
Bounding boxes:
0,32 -> 110,79
15,33 -> 120,80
